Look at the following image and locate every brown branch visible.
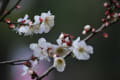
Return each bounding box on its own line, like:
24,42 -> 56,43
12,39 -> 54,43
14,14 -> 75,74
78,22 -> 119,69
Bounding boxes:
0,0 -> 22,22
83,24 -> 105,42
37,66 -> 55,80
7,22 -> 29,25
0,58 -> 31,65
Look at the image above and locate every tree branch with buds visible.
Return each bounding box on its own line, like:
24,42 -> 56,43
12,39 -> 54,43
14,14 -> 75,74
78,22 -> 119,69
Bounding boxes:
0,0 -> 120,80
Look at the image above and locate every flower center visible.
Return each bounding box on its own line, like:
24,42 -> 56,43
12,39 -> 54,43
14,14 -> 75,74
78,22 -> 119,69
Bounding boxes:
78,47 -> 84,53
56,47 -> 65,54
57,59 -> 63,64
45,17 -> 49,24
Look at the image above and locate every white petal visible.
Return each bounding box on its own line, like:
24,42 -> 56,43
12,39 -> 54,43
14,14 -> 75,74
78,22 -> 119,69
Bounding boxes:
22,66 -> 28,76
86,45 -> 93,54
41,13 -> 47,19
72,47 -> 90,60
74,51 -> 90,60
17,18 -> 23,22
79,40 -> 87,48
56,39 -> 62,45
72,37 -> 80,47
53,57 -> 66,72
38,38 -> 47,48
30,43 -> 38,50
32,60 -> 38,68
34,15 -> 40,24
47,11 -> 51,15
33,48 -> 41,57
24,14 -> 29,20
44,25 -> 50,33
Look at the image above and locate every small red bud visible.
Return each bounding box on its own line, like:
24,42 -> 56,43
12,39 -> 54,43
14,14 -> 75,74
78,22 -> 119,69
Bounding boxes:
8,24 -> 15,29
70,35 -> 74,39
4,19 -> 10,23
101,18 -> 106,22
112,0 -> 117,4
118,13 -> 120,18
31,56 -> 37,61
103,32 -> 108,38
16,5 -> 21,9
117,5 -> 120,8
107,14 -> 111,19
39,18 -> 43,22
104,2 -> 109,8
104,22 -> 109,27
82,30 -> 87,35
24,61 -> 31,67
91,28 -> 96,32
66,41 -> 72,46
105,10 -> 109,15
21,20 -> 26,24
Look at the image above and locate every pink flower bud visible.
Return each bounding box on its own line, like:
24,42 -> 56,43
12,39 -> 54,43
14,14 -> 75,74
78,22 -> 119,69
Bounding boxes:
8,24 -> 15,29
103,32 -> 108,38
91,28 -> 96,32
4,19 -> 10,23
84,25 -> 91,31
104,22 -> 109,27
16,5 -> 21,9
82,30 -> 87,35
104,2 -> 109,8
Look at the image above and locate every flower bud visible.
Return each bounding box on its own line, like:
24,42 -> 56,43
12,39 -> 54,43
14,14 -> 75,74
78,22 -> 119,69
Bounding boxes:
84,25 -> 91,31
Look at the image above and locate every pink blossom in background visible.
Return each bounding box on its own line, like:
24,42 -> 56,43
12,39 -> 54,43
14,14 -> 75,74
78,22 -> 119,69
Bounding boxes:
8,45 -> 52,80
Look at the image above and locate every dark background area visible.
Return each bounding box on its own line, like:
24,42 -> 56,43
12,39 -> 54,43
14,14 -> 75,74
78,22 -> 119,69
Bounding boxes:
0,0 -> 120,80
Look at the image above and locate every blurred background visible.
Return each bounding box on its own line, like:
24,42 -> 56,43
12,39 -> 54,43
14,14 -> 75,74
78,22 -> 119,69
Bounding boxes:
0,0 -> 120,80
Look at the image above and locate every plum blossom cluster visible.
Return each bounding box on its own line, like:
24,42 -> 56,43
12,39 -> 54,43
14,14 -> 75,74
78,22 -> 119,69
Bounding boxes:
4,11 -> 55,36
102,0 -> 120,26
23,33 -> 93,77
0,0 -> 120,80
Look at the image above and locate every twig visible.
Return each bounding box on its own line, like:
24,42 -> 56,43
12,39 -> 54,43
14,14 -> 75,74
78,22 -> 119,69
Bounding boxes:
0,58 -> 31,65
0,0 -> 22,22
7,22 -> 29,25
37,66 -> 55,80
83,24 -> 105,41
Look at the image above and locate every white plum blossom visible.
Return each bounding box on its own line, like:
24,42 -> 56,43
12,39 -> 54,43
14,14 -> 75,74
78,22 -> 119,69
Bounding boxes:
72,37 -> 93,60
55,46 -> 69,57
14,11 -> 55,36
56,33 -> 73,47
22,65 -> 29,76
17,26 -> 33,36
17,14 -> 32,24
22,60 -> 38,76
34,15 -> 41,24
40,11 -> 55,33
15,14 -> 33,36
30,38 -> 50,61
53,57 -> 66,72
